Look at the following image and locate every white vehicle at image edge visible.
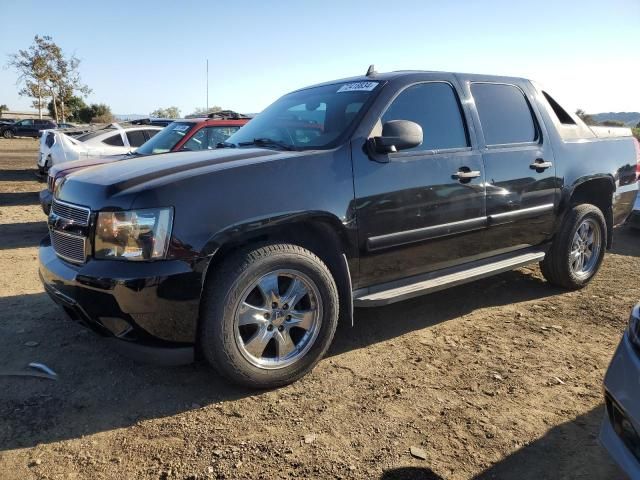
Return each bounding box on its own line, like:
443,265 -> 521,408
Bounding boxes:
36,123 -> 162,173
601,303 -> 640,478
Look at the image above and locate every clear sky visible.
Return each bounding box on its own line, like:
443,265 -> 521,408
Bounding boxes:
1,0 -> 638,116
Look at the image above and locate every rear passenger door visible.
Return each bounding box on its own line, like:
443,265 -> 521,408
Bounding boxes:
353,79 -> 487,287
468,81 -> 557,249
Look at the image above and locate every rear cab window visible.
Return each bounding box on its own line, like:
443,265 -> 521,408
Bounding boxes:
471,83 -> 538,146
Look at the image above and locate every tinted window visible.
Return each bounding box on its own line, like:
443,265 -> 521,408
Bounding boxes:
103,133 -> 124,146
19,120 -> 34,126
126,129 -> 147,147
381,82 -> 468,151
471,83 -> 537,145
143,129 -> 159,140
542,91 -> 575,125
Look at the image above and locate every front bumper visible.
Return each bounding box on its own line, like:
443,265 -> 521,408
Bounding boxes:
39,237 -> 205,365
39,189 -> 52,215
600,332 -> 640,477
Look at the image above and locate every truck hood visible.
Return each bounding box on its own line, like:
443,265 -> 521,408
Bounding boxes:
57,147 -> 304,209
50,154 -> 129,177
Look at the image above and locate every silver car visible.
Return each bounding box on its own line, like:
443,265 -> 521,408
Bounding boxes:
601,303 -> 640,476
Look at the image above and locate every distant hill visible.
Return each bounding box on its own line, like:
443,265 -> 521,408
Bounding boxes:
592,112 -> 640,127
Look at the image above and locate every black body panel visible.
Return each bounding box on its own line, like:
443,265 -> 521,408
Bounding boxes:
38,70 -> 638,354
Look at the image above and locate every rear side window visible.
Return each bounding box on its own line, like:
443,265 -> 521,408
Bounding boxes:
471,83 -> 537,145
382,82 -> 468,151
126,130 -> 147,147
542,91 -> 576,125
103,133 -> 124,146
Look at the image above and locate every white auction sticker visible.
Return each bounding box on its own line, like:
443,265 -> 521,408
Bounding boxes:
172,125 -> 190,132
337,82 -> 379,93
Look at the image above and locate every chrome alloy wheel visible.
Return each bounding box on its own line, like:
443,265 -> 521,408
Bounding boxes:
570,218 -> 601,278
234,269 -> 322,369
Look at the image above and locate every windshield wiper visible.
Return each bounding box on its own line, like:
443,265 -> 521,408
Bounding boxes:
216,141 -> 236,149
237,138 -> 298,151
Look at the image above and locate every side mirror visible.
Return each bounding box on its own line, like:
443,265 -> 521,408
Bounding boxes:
371,120 -> 423,154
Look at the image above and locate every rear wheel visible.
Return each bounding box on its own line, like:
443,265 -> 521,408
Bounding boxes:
3,129 -> 14,139
200,243 -> 339,388
540,204 -> 606,289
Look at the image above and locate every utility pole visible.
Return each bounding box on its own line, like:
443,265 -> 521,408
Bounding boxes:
206,59 -> 209,113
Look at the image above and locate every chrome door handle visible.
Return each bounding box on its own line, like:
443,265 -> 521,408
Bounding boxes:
530,159 -> 553,170
452,170 -> 481,180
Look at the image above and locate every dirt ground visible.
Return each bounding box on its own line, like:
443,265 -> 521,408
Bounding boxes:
0,137 -> 637,480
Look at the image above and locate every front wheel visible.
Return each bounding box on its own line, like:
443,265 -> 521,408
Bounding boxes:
3,130 -> 14,139
540,204 -> 606,289
200,243 -> 339,388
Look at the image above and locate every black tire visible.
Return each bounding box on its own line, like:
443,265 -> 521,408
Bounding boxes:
540,203 -> 606,289
3,129 -> 14,139
200,243 -> 339,388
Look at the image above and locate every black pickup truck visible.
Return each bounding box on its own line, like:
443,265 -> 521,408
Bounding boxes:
39,69 -> 640,387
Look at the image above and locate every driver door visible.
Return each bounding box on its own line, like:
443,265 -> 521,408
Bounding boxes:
352,79 -> 487,288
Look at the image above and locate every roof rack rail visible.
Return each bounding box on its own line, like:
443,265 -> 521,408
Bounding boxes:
207,110 -> 251,120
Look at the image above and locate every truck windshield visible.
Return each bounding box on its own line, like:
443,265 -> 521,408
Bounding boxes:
136,122 -> 195,155
225,81 -> 381,150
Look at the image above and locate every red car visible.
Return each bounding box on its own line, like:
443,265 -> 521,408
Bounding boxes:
40,112 -> 251,214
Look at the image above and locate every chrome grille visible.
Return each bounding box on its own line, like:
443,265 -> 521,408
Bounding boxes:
51,199 -> 90,225
47,174 -> 55,192
50,230 -> 86,264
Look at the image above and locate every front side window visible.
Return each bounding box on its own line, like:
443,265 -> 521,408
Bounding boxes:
206,126 -> 240,147
103,133 -> 124,146
471,83 -> 537,145
143,129 -> 159,140
126,129 -> 147,147
182,128 -> 208,150
381,82 -> 468,151
19,119 -> 34,126
136,122 -> 195,155
225,81 -> 381,150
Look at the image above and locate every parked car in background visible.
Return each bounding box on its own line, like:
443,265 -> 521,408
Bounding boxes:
39,70 -> 638,388
601,303 -> 640,477
36,123 -> 162,174
628,193 -> 640,230
38,112 -> 250,212
129,118 -> 176,127
1,118 -> 57,138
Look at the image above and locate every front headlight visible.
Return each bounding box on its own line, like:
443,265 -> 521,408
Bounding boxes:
628,304 -> 640,350
95,208 -> 173,261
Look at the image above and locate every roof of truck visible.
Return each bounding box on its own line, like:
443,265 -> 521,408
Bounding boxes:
293,70 -> 531,93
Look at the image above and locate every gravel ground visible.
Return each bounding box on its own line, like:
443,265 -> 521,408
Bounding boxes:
0,137 -> 636,479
